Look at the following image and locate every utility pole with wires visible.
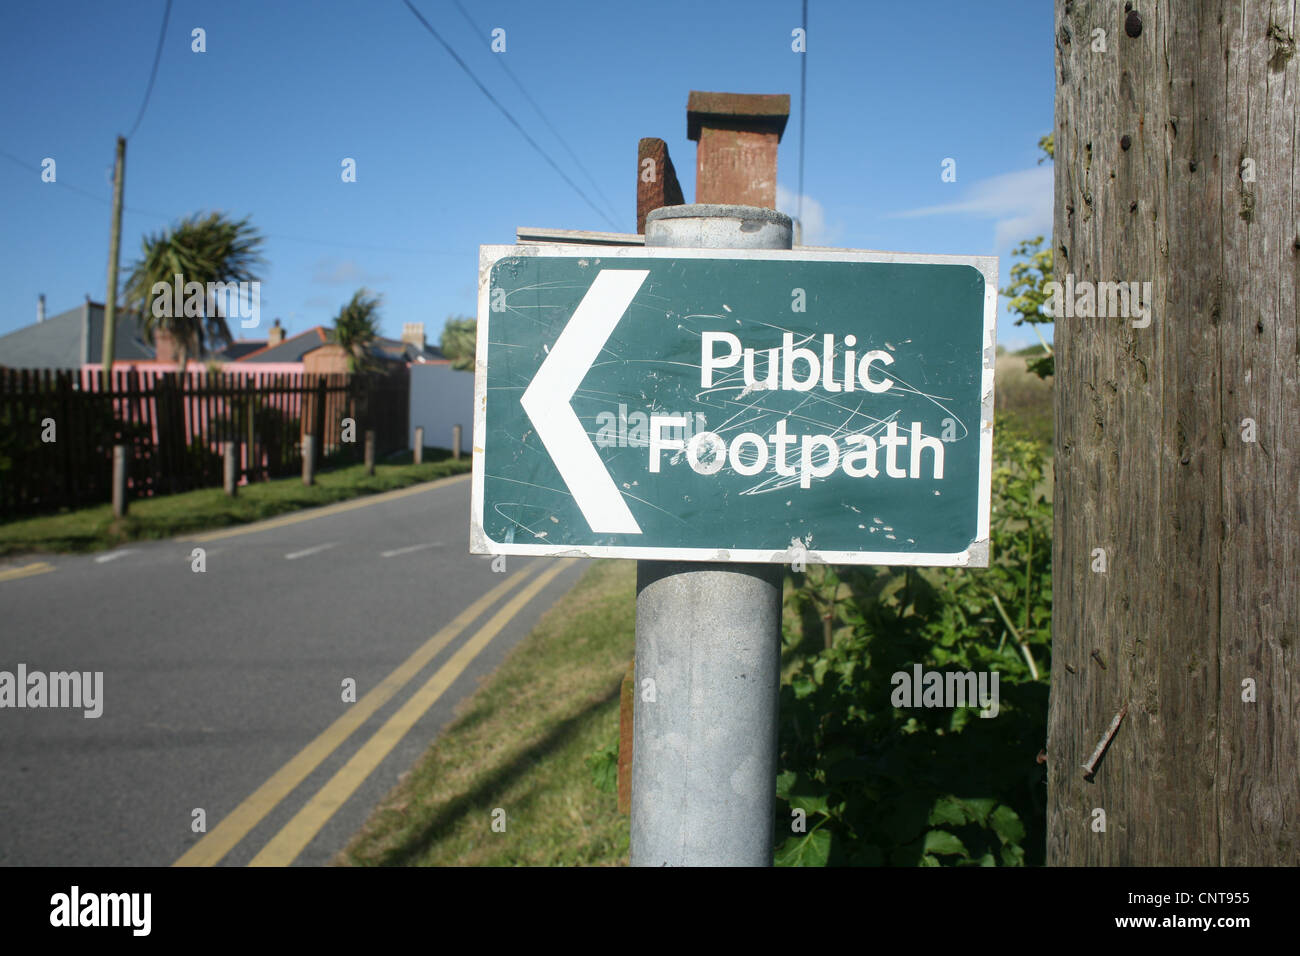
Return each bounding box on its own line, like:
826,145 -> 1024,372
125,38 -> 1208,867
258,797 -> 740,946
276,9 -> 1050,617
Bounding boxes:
102,0 -> 171,374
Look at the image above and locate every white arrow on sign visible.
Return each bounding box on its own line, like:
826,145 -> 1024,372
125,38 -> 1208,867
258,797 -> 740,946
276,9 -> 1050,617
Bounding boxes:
520,269 -> 648,534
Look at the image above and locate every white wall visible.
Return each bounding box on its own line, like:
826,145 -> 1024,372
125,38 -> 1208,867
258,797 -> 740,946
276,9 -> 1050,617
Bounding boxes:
409,363 -> 474,453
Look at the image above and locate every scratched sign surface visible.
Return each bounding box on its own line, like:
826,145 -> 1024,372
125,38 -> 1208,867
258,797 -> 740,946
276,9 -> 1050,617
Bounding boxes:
470,244 -> 997,566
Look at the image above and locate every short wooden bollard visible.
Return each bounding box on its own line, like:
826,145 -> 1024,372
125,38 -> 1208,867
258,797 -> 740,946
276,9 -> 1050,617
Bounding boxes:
223,441 -> 238,497
112,444 -> 128,518
302,435 -> 315,486
364,430 -> 375,476
414,427 -> 424,465
453,424 -> 462,461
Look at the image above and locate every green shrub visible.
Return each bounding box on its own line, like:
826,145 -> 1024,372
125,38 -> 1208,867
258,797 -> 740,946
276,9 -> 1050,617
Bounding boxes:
775,418 -> 1051,865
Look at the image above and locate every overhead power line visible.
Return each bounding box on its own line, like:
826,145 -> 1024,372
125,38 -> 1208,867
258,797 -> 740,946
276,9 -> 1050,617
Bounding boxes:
448,0 -> 621,225
126,0 -> 173,139
399,0 -> 620,231
0,148 -> 123,208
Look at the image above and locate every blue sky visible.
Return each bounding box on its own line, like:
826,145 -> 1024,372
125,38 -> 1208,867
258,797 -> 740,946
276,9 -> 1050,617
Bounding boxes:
0,0 -> 1054,349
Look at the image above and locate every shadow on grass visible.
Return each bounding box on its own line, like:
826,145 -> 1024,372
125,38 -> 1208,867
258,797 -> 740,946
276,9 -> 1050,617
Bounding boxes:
361,676 -> 624,867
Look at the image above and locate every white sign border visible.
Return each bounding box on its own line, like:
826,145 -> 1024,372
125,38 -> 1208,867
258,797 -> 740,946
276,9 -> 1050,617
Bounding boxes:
470,242 -> 997,568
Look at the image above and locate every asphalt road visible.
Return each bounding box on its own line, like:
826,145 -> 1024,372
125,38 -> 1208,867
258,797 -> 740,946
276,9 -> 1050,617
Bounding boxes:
0,474 -> 588,866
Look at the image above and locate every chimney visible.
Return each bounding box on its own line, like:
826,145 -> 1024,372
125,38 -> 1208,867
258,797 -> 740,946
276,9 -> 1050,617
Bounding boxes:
686,91 -> 790,209
37,294 -> 45,323
153,328 -> 178,364
402,322 -> 426,351
637,138 -> 685,234
267,318 -> 285,346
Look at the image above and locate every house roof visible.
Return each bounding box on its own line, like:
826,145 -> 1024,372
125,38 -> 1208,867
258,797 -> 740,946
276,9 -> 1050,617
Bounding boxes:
216,340 -> 268,361
0,301 -> 153,369
301,334 -> 446,364
236,326 -> 329,362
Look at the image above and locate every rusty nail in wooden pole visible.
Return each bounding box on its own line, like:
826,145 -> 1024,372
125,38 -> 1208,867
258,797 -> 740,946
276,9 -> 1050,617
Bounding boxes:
1082,704 -> 1128,777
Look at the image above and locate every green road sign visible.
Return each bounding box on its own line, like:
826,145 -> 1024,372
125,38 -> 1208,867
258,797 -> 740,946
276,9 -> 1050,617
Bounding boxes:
470,244 -> 997,566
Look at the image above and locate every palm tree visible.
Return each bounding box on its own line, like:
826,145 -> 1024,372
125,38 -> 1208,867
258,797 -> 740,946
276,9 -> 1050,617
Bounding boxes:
439,316 -> 477,371
123,212 -> 265,373
332,289 -> 383,373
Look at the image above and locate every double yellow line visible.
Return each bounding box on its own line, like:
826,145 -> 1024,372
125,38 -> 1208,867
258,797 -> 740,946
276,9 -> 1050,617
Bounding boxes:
0,561 -> 55,583
175,556 -> 574,867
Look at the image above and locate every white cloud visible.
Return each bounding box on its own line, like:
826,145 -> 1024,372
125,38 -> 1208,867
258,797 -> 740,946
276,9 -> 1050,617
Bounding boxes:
776,185 -> 842,246
889,166 -> 1052,249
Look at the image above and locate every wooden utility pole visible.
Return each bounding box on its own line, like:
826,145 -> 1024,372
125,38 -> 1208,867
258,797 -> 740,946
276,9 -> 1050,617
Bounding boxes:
102,136 -> 126,373
1049,1 -> 1298,864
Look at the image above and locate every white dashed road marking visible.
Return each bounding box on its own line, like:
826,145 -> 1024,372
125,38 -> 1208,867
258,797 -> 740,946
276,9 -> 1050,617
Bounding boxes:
380,542 -> 441,558
285,542 -> 339,560
94,550 -> 137,563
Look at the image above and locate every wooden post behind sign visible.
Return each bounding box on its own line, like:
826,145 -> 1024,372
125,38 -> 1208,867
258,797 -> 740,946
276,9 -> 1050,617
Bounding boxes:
111,444 -> 128,517
223,441 -> 237,497
302,435 -> 315,486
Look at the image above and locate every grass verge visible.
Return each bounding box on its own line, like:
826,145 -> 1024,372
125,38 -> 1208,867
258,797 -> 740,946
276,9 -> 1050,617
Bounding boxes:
337,558 -> 635,867
995,353 -> 1053,450
0,449 -> 471,557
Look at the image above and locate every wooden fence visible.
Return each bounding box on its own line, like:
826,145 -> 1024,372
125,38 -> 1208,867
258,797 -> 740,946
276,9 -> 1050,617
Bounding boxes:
0,367 -> 409,518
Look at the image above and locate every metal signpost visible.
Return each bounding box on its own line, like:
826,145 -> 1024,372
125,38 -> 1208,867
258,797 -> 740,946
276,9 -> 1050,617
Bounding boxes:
471,204 -> 997,865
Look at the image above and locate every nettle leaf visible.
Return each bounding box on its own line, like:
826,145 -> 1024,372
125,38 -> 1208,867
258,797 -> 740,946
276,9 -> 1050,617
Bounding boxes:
960,797 -> 998,826
775,770 -> 798,800
789,793 -> 830,815
584,744 -> 618,794
928,796 -> 966,828
923,829 -> 968,857
774,828 -> 831,867
991,804 -> 1026,845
